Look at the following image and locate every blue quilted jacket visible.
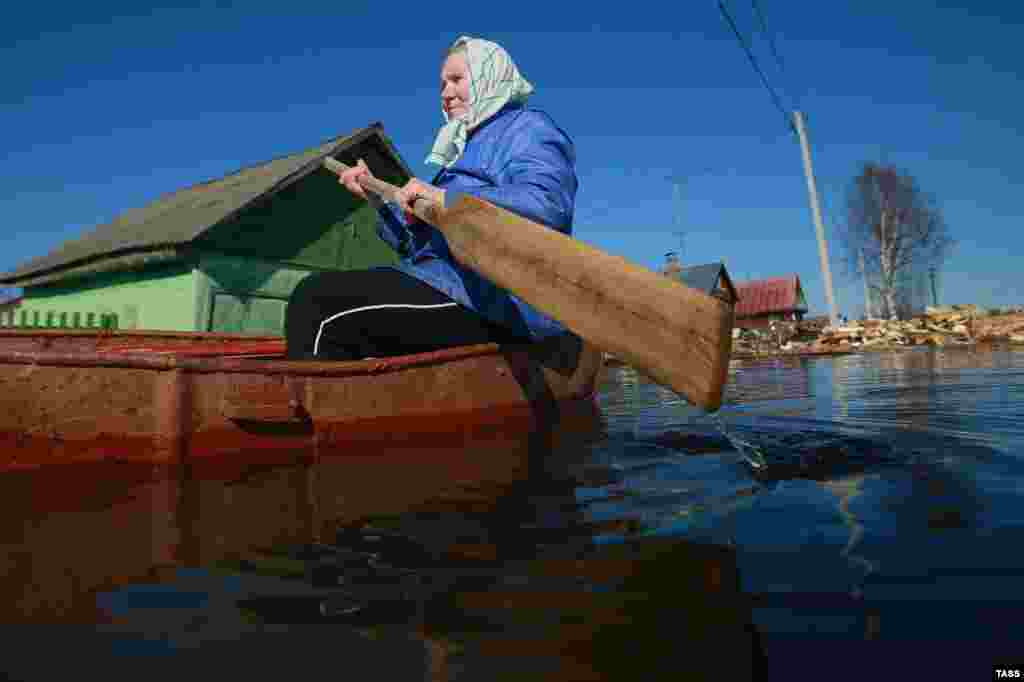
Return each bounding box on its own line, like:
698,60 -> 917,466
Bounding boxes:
374,102 -> 578,340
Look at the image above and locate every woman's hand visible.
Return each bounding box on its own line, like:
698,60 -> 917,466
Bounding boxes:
337,158 -> 375,200
393,178 -> 446,224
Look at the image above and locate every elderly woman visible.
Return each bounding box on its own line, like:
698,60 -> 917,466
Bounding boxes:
284,35 -> 578,360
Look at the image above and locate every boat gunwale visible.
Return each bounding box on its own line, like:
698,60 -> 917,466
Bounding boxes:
0,341 -> 531,376
0,328 -> 282,341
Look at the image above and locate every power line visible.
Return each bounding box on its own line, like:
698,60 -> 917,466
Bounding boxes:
750,0 -> 795,107
719,0 -> 840,324
718,0 -> 794,134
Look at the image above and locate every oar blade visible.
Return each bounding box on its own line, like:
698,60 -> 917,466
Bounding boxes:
432,194 -> 735,411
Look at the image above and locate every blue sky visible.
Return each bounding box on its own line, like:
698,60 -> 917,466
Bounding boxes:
2,1 -> 1022,315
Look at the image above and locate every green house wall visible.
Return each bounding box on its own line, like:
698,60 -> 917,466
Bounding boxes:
196,167 -> 400,271
194,253 -> 322,334
16,264 -> 196,330
9,166 -> 407,334
192,167 -> 401,334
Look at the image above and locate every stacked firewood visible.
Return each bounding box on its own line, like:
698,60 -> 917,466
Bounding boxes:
730,305 -> 1024,356
731,322 -> 817,355
807,308 -> 972,352
972,310 -> 1024,344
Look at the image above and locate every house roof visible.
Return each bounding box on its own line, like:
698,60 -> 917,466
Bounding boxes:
0,123 -> 413,287
665,262 -> 738,304
733,275 -> 806,318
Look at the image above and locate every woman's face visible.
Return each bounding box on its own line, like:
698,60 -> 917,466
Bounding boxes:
440,52 -> 471,119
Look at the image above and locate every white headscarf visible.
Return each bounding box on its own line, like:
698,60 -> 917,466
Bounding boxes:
425,35 -> 534,168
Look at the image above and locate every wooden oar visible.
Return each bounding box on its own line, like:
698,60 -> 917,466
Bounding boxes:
322,157 -> 734,411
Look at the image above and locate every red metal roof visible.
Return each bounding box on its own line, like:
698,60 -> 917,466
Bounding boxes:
733,275 -> 806,318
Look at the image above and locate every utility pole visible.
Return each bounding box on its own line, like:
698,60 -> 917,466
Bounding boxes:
792,110 -> 839,328
670,176 -> 685,264
859,249 -> 873,319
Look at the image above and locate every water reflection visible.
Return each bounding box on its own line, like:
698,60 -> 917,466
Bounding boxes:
0,418 -> 598,624
0,461 -> 181,623
0,394 -> 767,680
830,356 -> 850,421
817,473 -> 877,590
279,478 -> 764,681
828,349 -> 1024,447
726,356 -> 813,407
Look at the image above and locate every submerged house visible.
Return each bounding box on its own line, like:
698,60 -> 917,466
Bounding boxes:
733,275 -> 808,329
0,124 -> 412,334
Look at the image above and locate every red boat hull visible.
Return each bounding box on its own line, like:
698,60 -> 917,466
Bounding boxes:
0,329 -> 604,472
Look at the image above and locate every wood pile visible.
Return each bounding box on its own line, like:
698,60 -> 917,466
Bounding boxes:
731,305 -> 1024,357
971,310 -> 1024,344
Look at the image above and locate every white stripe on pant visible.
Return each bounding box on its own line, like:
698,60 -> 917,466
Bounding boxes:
312,302 -> 460,357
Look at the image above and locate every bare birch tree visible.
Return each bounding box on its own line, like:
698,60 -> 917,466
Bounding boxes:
837,163 -> 955,319
894,266 -> 930,319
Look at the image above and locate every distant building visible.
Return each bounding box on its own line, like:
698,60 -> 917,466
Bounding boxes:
733,275 -> 808,329
659,254 -> 738,306
660,251 -> 683,278
0,124 -> 412,334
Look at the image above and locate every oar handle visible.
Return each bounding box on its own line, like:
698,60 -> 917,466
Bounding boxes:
322,157 -> 438,223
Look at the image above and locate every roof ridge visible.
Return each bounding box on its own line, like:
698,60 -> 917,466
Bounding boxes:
154,126 -> 375,201
0,122 -> 401,286
736,274 -> 798,284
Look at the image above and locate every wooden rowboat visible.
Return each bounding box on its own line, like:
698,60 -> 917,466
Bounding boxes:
0,329 -> 604,473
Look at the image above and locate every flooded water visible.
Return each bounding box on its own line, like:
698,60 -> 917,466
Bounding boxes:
601,348 -> 1024,677
4,347 -> 1024,680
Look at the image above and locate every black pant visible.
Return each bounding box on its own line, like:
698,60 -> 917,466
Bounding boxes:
284,268 -> 531,360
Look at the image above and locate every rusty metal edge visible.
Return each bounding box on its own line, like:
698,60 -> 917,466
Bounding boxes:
0,342 -> 515,376
219,374 -> 309,423
153,368 -> 192,467
0,329 -> 282,341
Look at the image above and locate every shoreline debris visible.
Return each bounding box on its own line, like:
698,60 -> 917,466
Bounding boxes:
730,306 -> 1024,358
